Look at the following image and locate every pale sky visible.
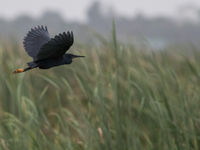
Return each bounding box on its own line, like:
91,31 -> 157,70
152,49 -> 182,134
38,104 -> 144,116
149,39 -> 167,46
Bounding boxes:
0,0 -> 200,22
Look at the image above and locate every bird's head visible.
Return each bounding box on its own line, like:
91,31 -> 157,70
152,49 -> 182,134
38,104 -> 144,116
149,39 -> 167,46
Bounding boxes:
64,53 -> 85,64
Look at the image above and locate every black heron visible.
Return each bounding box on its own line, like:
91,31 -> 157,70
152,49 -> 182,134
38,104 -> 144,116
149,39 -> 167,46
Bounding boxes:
13,25 -> 84,73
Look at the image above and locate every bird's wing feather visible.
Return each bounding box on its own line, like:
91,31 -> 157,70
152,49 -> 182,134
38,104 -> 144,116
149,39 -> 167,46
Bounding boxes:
36,31 -> 74,61
23,26 -> 50,60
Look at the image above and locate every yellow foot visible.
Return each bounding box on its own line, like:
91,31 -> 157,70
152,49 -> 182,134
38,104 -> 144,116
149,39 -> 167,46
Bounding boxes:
13,68 -> 24,74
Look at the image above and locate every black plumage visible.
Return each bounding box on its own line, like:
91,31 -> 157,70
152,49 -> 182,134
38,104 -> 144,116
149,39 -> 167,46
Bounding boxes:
13,25 -> 84,73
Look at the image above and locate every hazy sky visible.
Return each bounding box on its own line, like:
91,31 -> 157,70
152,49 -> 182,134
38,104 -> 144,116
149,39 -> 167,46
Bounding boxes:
0,0 -> 200,22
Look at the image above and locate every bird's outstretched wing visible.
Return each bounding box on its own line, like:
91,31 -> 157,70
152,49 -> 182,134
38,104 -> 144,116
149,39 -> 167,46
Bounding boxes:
23,25 -> 50,60
36,31 -> 74,61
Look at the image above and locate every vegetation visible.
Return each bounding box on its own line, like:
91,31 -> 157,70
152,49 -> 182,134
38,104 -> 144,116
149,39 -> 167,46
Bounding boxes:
1,28 -> 200,150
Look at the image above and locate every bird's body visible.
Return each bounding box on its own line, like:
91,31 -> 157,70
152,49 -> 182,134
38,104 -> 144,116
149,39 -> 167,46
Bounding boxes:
31,54 -> 75,69
13,25 -> 84,73
38,57 -> 68,69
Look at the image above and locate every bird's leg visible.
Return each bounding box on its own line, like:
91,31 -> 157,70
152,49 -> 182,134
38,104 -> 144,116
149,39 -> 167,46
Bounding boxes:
13,68 -> 24,74
13,67 -> 32,74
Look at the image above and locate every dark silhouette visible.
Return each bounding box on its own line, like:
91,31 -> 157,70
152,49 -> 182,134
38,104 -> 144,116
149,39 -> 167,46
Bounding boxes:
13,25 -> 84,73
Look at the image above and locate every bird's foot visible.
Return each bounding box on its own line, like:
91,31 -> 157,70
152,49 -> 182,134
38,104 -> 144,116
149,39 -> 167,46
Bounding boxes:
13,68 -> 24,74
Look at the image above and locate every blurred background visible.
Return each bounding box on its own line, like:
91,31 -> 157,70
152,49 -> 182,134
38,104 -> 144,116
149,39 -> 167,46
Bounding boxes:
1,0 -> 200,48
1,1 -> 200,150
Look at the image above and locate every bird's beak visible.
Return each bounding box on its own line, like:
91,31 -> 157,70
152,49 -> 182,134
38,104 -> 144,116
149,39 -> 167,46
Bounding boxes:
72,55 -> 85,58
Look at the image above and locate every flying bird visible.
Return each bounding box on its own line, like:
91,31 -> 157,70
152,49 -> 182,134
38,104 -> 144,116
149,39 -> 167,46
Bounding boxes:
13,25 -> 84,73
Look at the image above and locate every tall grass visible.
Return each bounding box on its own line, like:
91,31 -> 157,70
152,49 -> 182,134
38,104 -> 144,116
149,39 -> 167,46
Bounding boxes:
0,31 -> 200,150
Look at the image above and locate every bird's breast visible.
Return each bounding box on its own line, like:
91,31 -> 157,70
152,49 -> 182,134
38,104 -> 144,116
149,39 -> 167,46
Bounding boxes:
38,57 -> 65,69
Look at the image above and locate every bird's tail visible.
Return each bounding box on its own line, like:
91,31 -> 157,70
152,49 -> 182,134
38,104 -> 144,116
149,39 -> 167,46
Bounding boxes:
13,67 -> 32,74
27,62 -> 37,67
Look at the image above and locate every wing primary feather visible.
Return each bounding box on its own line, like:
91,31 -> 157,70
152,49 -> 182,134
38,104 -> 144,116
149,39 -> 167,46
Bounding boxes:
23,25 -> 51,60
36,30 -> 74,60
